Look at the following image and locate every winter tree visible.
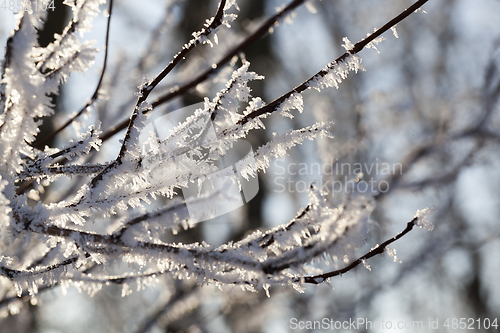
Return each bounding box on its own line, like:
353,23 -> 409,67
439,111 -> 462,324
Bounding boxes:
0,0 -> 499,332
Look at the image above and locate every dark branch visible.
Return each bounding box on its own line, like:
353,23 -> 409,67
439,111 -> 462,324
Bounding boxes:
236,0 -> 430,125
301,217 -> 419,284
0,255 -> 83,281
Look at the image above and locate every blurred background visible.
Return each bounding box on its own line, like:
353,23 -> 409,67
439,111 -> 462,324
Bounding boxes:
1,0 -> 500,332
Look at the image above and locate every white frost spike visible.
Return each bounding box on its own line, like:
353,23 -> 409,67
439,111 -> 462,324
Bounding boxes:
121,283 -> 132,297
188,0 -> 239,47
342,37 -> 354,51
224,0 -> 240,11
414,206 -> 436,231
391,26 -> 399,38
305,0 -> 318,14
277,92 -> 303,119
364,29 -> 385,54
263,283 -> 271,297
0,177 -> 11,223
307,54 -> 364,92
250,122 -> 334,175
14,281 -> 23,298
386,247 -> 401,263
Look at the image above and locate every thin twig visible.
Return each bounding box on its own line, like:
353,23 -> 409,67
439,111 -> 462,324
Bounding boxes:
237,0 -> 430,125
35,0 -> 115,148
115,0 -> 227,162
0,255 -> 82,280
98,0 -> 307,142
88,0 -> 228,190
301,217 -> 419,284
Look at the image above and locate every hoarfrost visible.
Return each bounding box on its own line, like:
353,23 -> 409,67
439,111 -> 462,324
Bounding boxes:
414,206 -> 437,231
0,0 -> 433,311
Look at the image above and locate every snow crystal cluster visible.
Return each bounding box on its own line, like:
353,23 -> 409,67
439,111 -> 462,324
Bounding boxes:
414,206 -> 437,231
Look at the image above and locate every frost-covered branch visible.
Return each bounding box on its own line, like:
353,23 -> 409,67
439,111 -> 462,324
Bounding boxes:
301,211 -> 435,284
0,0 -> 437,317
35,0 -> 115,148
89,0 -> 237,189
99,0 -> 309,143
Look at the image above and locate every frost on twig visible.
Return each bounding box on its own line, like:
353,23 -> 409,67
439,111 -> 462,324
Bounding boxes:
414,206 -> 437,231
